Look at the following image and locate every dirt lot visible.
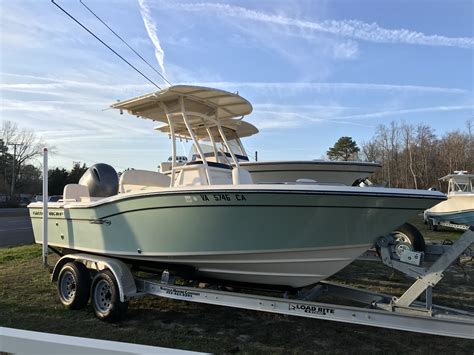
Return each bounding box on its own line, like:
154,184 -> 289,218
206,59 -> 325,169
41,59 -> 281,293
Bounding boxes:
1,217 -> 473,353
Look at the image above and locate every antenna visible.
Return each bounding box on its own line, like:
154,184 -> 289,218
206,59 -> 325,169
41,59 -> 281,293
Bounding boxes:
79,0 -> 172,86
51,0 -> 161,90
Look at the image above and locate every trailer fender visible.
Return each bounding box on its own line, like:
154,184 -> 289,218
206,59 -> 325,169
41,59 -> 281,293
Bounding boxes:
52,254 -> 137,302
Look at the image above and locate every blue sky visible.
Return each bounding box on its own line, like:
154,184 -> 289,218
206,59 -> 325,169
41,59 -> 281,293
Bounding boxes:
1,0 -> 473,170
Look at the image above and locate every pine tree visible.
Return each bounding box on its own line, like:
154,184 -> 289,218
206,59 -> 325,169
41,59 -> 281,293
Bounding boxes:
327,136 -> 360,161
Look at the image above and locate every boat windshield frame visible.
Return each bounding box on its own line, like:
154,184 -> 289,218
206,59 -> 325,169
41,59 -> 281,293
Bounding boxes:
160,96 -> 242,186
189,134 -> 249,165
447,176 -> 474,195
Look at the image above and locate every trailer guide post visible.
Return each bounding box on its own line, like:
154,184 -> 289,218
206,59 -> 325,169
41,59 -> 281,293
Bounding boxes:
42,147 -> 48,268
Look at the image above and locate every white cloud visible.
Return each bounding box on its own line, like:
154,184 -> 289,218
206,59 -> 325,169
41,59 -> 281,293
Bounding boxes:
163,2 -> 474,49
138,0 -> 166,74
330,105 -> 474,120
0,72 -> 155,99
184,81 -> 468,94
332,40 -> 359,60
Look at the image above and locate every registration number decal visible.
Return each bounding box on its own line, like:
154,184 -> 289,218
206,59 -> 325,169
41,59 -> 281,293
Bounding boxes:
184,194 -> 247,203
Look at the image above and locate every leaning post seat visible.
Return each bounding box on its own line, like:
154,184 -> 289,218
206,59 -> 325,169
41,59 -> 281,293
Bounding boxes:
174,161 -> 233,186
119,170 -> 171,193
232,167 -> 253,185
160,161 -> 172,173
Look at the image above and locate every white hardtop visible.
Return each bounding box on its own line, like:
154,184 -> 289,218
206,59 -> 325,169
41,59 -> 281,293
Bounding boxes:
111,85 -> 252,124
112,85 -> 256,186
440,171 -> 474,182
155,120 -> 258,141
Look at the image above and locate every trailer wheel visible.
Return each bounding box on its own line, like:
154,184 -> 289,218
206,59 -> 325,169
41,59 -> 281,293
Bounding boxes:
57,261 -> 91,310
391,223 -> 425,257
91,270 -> 128,322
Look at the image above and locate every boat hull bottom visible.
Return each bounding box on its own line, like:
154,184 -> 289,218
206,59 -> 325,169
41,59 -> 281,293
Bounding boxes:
44,243 -> 373,288
425,210 -> 474,226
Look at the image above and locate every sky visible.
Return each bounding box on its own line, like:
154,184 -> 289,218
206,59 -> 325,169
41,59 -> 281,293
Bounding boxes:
1,0 -> 473,171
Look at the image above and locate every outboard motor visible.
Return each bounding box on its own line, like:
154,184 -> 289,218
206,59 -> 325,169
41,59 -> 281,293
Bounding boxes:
79,163 -> 119,197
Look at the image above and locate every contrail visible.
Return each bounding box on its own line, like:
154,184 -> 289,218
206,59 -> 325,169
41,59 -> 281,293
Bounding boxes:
167,2 -> 474,49
138,0 -> 166,74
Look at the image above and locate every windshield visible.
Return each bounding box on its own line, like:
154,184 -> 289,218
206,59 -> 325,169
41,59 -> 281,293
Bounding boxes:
188,126 -> 249,165
448,178 -> 473,194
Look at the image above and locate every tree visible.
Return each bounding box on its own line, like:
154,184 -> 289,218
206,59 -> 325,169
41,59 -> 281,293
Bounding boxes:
327,136 -> 360,161
49,167 -> 70,195
16,164 -> 41,193
361,121 -> 473,191
1,121 -> 43,198
67,162 -> 88,184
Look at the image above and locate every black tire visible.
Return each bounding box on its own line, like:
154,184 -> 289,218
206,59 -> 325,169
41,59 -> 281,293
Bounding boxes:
57,261 -> 91,310
391,223 -> 425,256
91,270 -> 128,322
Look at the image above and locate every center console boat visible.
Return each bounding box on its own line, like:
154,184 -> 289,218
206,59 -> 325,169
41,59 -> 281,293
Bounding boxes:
28,85 -> 445,287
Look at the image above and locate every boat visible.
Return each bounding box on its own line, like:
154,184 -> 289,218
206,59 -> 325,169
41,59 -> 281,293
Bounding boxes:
157,122 -> 381,186
425,171 -> 474,226
240,160 -> 381,186
28,85 -> 445,288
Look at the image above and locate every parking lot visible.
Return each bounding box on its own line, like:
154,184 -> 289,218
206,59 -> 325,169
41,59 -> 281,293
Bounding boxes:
0,209 -> 34,247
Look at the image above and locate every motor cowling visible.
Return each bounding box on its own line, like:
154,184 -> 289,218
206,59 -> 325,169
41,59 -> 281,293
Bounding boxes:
79,163 -> 118,197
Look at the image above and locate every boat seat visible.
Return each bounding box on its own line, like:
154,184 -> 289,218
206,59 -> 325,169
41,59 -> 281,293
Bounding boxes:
63,184 -> 90,202
119,169 -> 171,193
232,167 -> 253,185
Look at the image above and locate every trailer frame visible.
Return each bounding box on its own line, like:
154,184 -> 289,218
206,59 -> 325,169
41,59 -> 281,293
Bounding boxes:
50,227 -> 474,340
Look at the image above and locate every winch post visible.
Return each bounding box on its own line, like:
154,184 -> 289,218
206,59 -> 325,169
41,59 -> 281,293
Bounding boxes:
394,228 -> 474,308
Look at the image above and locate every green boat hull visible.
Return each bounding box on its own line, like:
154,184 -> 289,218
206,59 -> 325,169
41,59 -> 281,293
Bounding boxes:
29,187 -> 443,287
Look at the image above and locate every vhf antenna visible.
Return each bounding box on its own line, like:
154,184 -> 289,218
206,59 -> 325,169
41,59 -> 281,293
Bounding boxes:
51,0 -> 162,90
79,0 -> 172,86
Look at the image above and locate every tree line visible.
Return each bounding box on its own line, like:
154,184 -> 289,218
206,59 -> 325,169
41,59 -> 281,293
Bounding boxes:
361,121 -> 473,190
328,121 -> 473,190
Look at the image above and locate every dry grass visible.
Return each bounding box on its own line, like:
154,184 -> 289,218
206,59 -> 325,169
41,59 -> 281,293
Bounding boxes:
1,216 -> 473,353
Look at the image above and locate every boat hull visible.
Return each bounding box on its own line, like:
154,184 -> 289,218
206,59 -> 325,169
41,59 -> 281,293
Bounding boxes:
106,244 -> 372,287
425,195 -> 474,226
425,210 -> 474,226
240,161 -> 381,185
29,186 -> 443,287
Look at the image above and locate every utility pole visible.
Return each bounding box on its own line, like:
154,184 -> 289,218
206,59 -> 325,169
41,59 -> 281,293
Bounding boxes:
255,151 -> 258,162
8,143 -> 23,198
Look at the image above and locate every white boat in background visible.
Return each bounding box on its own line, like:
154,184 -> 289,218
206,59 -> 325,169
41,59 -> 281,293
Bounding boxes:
425,171 -> 474,227
158,121 -> 381,186
28,85 -> 445,288
239,160 -> 381,186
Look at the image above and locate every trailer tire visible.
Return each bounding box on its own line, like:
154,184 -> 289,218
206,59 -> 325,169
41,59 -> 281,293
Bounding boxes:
91,270 -> 128,322
57,261 -> 91,310
391,223 -> 425,256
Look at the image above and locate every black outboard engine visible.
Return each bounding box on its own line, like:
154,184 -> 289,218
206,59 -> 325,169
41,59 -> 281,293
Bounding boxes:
79,163 -> 119,197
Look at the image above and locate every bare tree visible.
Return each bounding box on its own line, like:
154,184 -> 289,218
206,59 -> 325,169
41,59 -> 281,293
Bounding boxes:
1,121 -> 43,198
401,123 -> 417,189
361,122 -> 469,190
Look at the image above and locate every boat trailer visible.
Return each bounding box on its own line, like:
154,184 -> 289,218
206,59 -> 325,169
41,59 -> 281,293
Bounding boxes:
426,217 -> 470,232
49,227 -> 474,339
